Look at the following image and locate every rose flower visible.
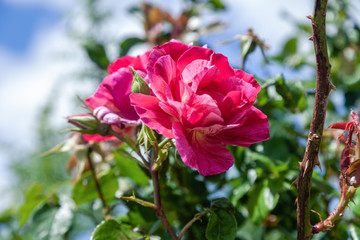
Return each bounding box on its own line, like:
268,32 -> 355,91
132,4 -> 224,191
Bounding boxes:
130,41 -> 269,175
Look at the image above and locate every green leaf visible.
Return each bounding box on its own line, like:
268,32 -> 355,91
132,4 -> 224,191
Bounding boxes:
272,74 -> 307,112
207,0 -> 226,10
19,184 -> 47,227
283,38 -> 297,55
206,198 -> 237,240
351,190 -> 360,217
113,152 -> 149,185
240,36 -> 255,60
236,218 -> 265,240
256,88 -> 269,107
119,37 -> 145,57
247,181 -> 279,224
29,203 -> 74,240
83,41 -> 109,70
91,219 -> 143,240
73,170 -> 118,205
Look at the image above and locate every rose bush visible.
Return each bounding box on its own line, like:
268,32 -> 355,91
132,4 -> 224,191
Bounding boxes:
130,40 -> 269,175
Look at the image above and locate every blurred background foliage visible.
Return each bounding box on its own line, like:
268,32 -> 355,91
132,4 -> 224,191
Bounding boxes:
1,0 -> 360,239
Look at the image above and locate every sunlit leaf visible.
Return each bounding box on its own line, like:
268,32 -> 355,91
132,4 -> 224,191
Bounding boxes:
29,203 -> 73,240
247,181 -> 279,224
113,151 -> 149,185
91,219 -> 143,240
19,184 -> 47,227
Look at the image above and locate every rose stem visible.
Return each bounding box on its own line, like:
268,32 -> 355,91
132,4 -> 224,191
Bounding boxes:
296,0 -> 334,239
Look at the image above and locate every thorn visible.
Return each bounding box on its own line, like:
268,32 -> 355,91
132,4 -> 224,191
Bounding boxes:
329,81 -> 336,90
350,197 -> 356,205
298,162 -> 301,166
306,15 -> 313,20
308,36 -> 313,41
314,156 -> 322,172
303,160 -> 310,177
294,198 -> 298,205
311,209 -> 323,222
291,177 -> 299,189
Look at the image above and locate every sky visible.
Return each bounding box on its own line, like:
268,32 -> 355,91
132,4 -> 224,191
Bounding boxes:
0,0 -> 313,212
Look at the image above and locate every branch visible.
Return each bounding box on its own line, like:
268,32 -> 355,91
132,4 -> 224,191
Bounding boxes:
296,0 -> 334,239
151,169 -> 179,240
87,147 -> 110,217
178,210 -> 209,239
119,195 -> 156,209
312,179 -> 357,233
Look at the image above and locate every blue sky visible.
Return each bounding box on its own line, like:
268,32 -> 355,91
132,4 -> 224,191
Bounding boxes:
0,1 -> 60,54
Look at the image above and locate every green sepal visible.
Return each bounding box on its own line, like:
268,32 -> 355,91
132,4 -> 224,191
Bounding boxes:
144,125 -> 157,145
153,148 -> 169,171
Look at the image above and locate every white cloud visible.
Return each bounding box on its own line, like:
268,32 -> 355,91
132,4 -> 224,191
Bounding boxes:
221,0 -> 313,53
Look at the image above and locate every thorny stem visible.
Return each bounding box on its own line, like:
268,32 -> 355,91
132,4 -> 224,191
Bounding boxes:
296,0 -> 334,239
178,210 -> 209,239
87,147 -> 110,217
312,180 -> 357,233
119,195 -> 156,209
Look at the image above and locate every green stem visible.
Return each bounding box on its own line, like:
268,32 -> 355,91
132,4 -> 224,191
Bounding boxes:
119,195 -> 156,209
178,210 -> 209,239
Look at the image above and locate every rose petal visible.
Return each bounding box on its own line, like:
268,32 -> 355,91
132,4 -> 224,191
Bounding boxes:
108,51 -> 150,73
149,41 -> 190,66
130,94 -> 175,138
83,134 -> 117,142
215,106 -> 270,146
177,46 -> 213,72
85,68 -> 139,120
172,122 -> 234,175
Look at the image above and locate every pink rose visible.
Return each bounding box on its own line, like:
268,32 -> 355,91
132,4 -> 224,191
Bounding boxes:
130,41 -> 269,175
85,52 -> 150,128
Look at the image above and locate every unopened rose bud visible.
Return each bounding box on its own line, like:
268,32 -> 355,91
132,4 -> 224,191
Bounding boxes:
130,66 -> 150,95
67,114 -> 98,131
93,106 -> 141,126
